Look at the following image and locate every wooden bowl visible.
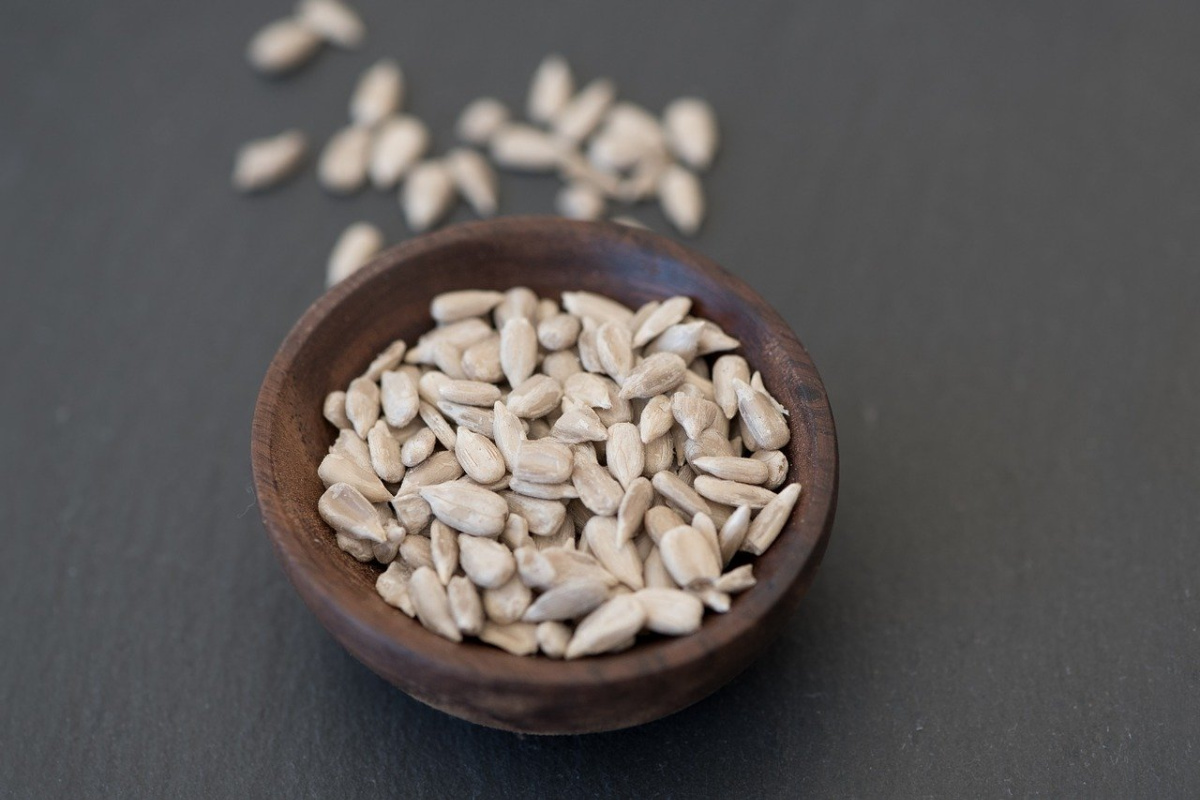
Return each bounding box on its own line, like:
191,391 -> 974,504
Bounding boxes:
251,217 -> 838,734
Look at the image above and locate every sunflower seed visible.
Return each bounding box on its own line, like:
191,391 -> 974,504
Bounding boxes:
694,586 -> 731,613
351,59 -> 403,126
368,114 -> 429,189
750,370 -> 789,416
588,103 -> 665,172
399,427 -> 435,468
732,378 -> 790,450
409,566 -> 461,641
713,505 -> 749,566
645,320 -> 705,363
492,286 -> 537,329
500,514 -> 531,550
246,19 -> 321,75
483,575 -> 533,624
713,354 -> 749,419
514,546 -> 555,589
319,482 -> 387,542
551,405 -> 607,443
378,370 -> 417,428
500,317 -> 537,388
462,336 -> 504,382
479,621 -> 538,656
536,621 -> 572,658
342,376 -> 379,438
367,420 -> 406,483
232,129 -> 307,191
507,375 -> 562,418
521,577 -> 607,623
318,124 -> 372,194
439,379 -> 501,406
446,575 -> 484,635
635,588 -> 704,635
391,491 -> 432,534
489,401 -> 524,470
573,458 -> 624,516
642,434 -> 674,476
417,401 -> 456,449
324,221 -> 383,286
376,561 -> 416,615
659,525 -> 720,588
537,313 -> 581,351
683,429 -> 735,464
751,450 -> 788,489
619,353 -> 687,399
489,124 -> 564,171
631,296 -> 691,348
652,470 -> 711,519
508,440 -> 570,486
642,546 -> 675,589
741,482 -> 801,555
671,392 -> 719,441
502,492 -> 566,536
604,423 -> 642,490
659,164 -> 705,236
583,516 -> 644,590
432,341 -> 466,380
400,451 -> 463,493
556,182 -> 606,220
402,160 -> 456,232
634,394 -> 671,443
528,54 -> 574,124
429,519 -> 459,584
692,456 -> 769,486
295,0 -> 363,48
420,483 -> 508,537
561,291 -> 634,327
454,427 -> 506,484
691,511 -> 722,566
458,534 -> 516,588
615,476 -> 653,545
324,391 -> 350,429
446,148 -> 498,217
663,97 -> 718,170
337,532 -> 374,561
400,534 -> 434,569
565,595 -> 646,659
697,320 -> 740,355
542,351 -> 583,384
563,372 -> 612,409
552,75 -> 616,138
595,322 -> 634,382
714,564 -> 756,594
506,479 -> 576,502
456,97 -> 510,145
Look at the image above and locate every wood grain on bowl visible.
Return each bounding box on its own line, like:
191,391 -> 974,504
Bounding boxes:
251,217 -> 838,734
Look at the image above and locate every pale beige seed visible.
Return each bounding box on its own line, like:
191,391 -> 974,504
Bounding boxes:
246,19 -> 321,75
337,532 -> 374,561
319,451 -> 393,502
616,152 -> 668,203
403,160 -> 456,232
431,290 -> 505,324
523,578 -> 609,622
561,291 -> 635,327
367,420 -> 406,483
616,476 -> 653,545
501,514 -> 531,550
400,451 -> 463,492
376,561 -> 416,616
537,621 -> 571,659
400,427 -> 436,468
643,434 -> 674,476
606,423 -> 644,489
458,534 -> 516,588
447,575 -> 484,635
551,405 -> 607,443
330,429 -> 371,472
537,313 -> 581,351
500,317 -> 537,388
652,470 -> 712,519
460,474 -> 511,492
659,164 -> 705,236
572,459 -> 624,516
408,319 -> 493,362
673,426 -> 690,469
373,518 -> 406,564
379,369 -> 418,428
645,320 -> 705,363
432,341 -> 466,380
507,375 -> 563,419
491,401 -> 525,471
391,492 -> 432,535
713,355 -> 749,419
319,482 -> 387,542
556,182 -> 606,220
420,482 -> 508,537
538,546 -> 621,591
323,391 -> 351,431
717,504 -> 751,564
479,621 -> 539,656
683,429 -> 735,464
564,372 -> 613,409
351,58 -> 404,126
577,319 -> 602,372
659,525 -> 720,588
318,124 -> 372,194
494,287 -> 538,329
742,482 -> 802,555
583,516 -> 644,590
751,450 -> 789,489
630,295 -> 690,347
446,148 -> 499,217
513,439 -> 574,484
409,567 -> 461,642
738,414 -> 761,453
462,336 -> 504,383
456,97 -> 510,145
644,506 -> 685,546
558,149 -> 622,198
325,221 -> 383,287
695,586 -> 731,613
714,564 -> 756,594
690,358 -> 712,380
636,588 -> 704,635
536,297 -> 559,323
671,392 -> 719,440
528,54 -> 574,124
692,456 -> 770,485
553,78 -> 617,142
430,519 -> 459,584
400,534 -> 434,570
751,370 -> 789,416
454,427 -> 506,484
663,97 -> 719,171
691,512 -> 722,566
619,352 -> 687,399
489,124 -> 564,171
483,575 -> 533,624
565,595 -> 646,659
440,379 -> 501,407
514,546 -> 556,589
596,322 -> 634,381
733,379 -> 790,450
697,320 -> 740,355
296,0 -> 364,47
368,114 -> 429,189
643,547 -> 675,589
417,370 -> 451,404
681,368 -> 717,402
502,491 -> 566,536
344,376 -> 379,438
418,402 -> 456,449
507,477 -> 578,500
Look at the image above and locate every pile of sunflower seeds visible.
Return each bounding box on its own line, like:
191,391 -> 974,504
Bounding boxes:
232,1 -> 720,287
317,288 -> 800,658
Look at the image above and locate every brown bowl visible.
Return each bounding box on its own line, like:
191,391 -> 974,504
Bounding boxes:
251,217 -> 838,734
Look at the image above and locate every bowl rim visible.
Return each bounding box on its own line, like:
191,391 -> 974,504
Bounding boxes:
252,217 -> 838,707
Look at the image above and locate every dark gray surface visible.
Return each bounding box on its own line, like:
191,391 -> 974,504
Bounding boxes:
2,0 -> 1198,796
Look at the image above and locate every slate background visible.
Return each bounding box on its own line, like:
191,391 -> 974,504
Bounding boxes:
2,0 -> 1198,796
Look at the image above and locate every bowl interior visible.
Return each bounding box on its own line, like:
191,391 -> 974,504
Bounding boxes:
253,217 -> 837,732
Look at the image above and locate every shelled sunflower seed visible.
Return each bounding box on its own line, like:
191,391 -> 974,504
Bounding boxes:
316,287 -> 799,658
